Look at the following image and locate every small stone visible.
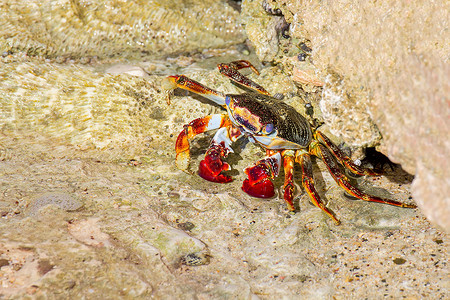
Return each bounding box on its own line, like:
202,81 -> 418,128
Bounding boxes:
26,285 -> 39,295
299,42 -> 312,53
27,193 -> 83,217
65,280 -> 76,290
177,222 -> 195,231
393,258 -> 406,265
180,252 -> 211,266
37,259 -> 54,275
0,258 -> 9,268
297,53 -> 307,61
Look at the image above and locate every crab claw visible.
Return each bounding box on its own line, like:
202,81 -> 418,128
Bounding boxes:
241,154 -> 281,198
198,142 -> 232,183
242,164 -> 275,198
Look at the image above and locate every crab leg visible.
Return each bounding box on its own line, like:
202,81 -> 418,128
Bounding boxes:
310,141 -> 417,209
227,60 -> 261,75
241,152 -> 281,198
315,131 -> 380,176
166,75 -> 227,106
217,60 -> 270,95
175,114 -> 232,171
296,150 -> 341,225
281,150 -> 296,211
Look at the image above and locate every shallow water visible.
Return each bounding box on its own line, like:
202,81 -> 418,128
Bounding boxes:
0,55 -> 447,298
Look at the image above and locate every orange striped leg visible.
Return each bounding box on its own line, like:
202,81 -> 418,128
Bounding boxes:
282,150 -> 296,211
217,61 -> 270,95
295,150 -> 341,225
310,141 -> 417,209
315,131 -> 380,176
175,114 -> 232,172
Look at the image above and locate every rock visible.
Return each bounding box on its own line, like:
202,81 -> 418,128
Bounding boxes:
241,0 -> 280,62
67,218 -> 112,248
0,0 -> 245,60
26,193 -> 83,217
244,0 -> 449,232
0,0 -> 448,298
0,70 -> 447,298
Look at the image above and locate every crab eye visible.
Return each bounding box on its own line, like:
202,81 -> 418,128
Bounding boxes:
225,96 -> 231,107
263,123 -> 274,134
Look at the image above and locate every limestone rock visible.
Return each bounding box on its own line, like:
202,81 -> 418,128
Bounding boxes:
244,0 -> 449,232
0,0 -> 245,60
241,0 -> 280,62
0,1 -> 448,298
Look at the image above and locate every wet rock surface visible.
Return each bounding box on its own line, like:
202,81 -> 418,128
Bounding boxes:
0,0 -> 448,299
0,0 -> 245,60
0,132 -> 448,298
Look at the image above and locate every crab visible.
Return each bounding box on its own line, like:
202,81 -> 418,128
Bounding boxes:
165,60 -> 416,224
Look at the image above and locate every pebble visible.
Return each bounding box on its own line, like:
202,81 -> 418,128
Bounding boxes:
26,193 -> 83,217
180,252 -> 211,266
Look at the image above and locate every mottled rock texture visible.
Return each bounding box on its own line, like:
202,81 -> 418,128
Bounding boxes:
0,0 -> 245,59
243,0 -> 449,232
0,1 -> 448,298
0,132 -> 446,299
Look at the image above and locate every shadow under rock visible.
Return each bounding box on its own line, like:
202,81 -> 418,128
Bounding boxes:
361,147 -> 414,185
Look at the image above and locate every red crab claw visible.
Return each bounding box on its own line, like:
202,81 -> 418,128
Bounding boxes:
242,163 -> 275,198
198,142 -> 232,183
